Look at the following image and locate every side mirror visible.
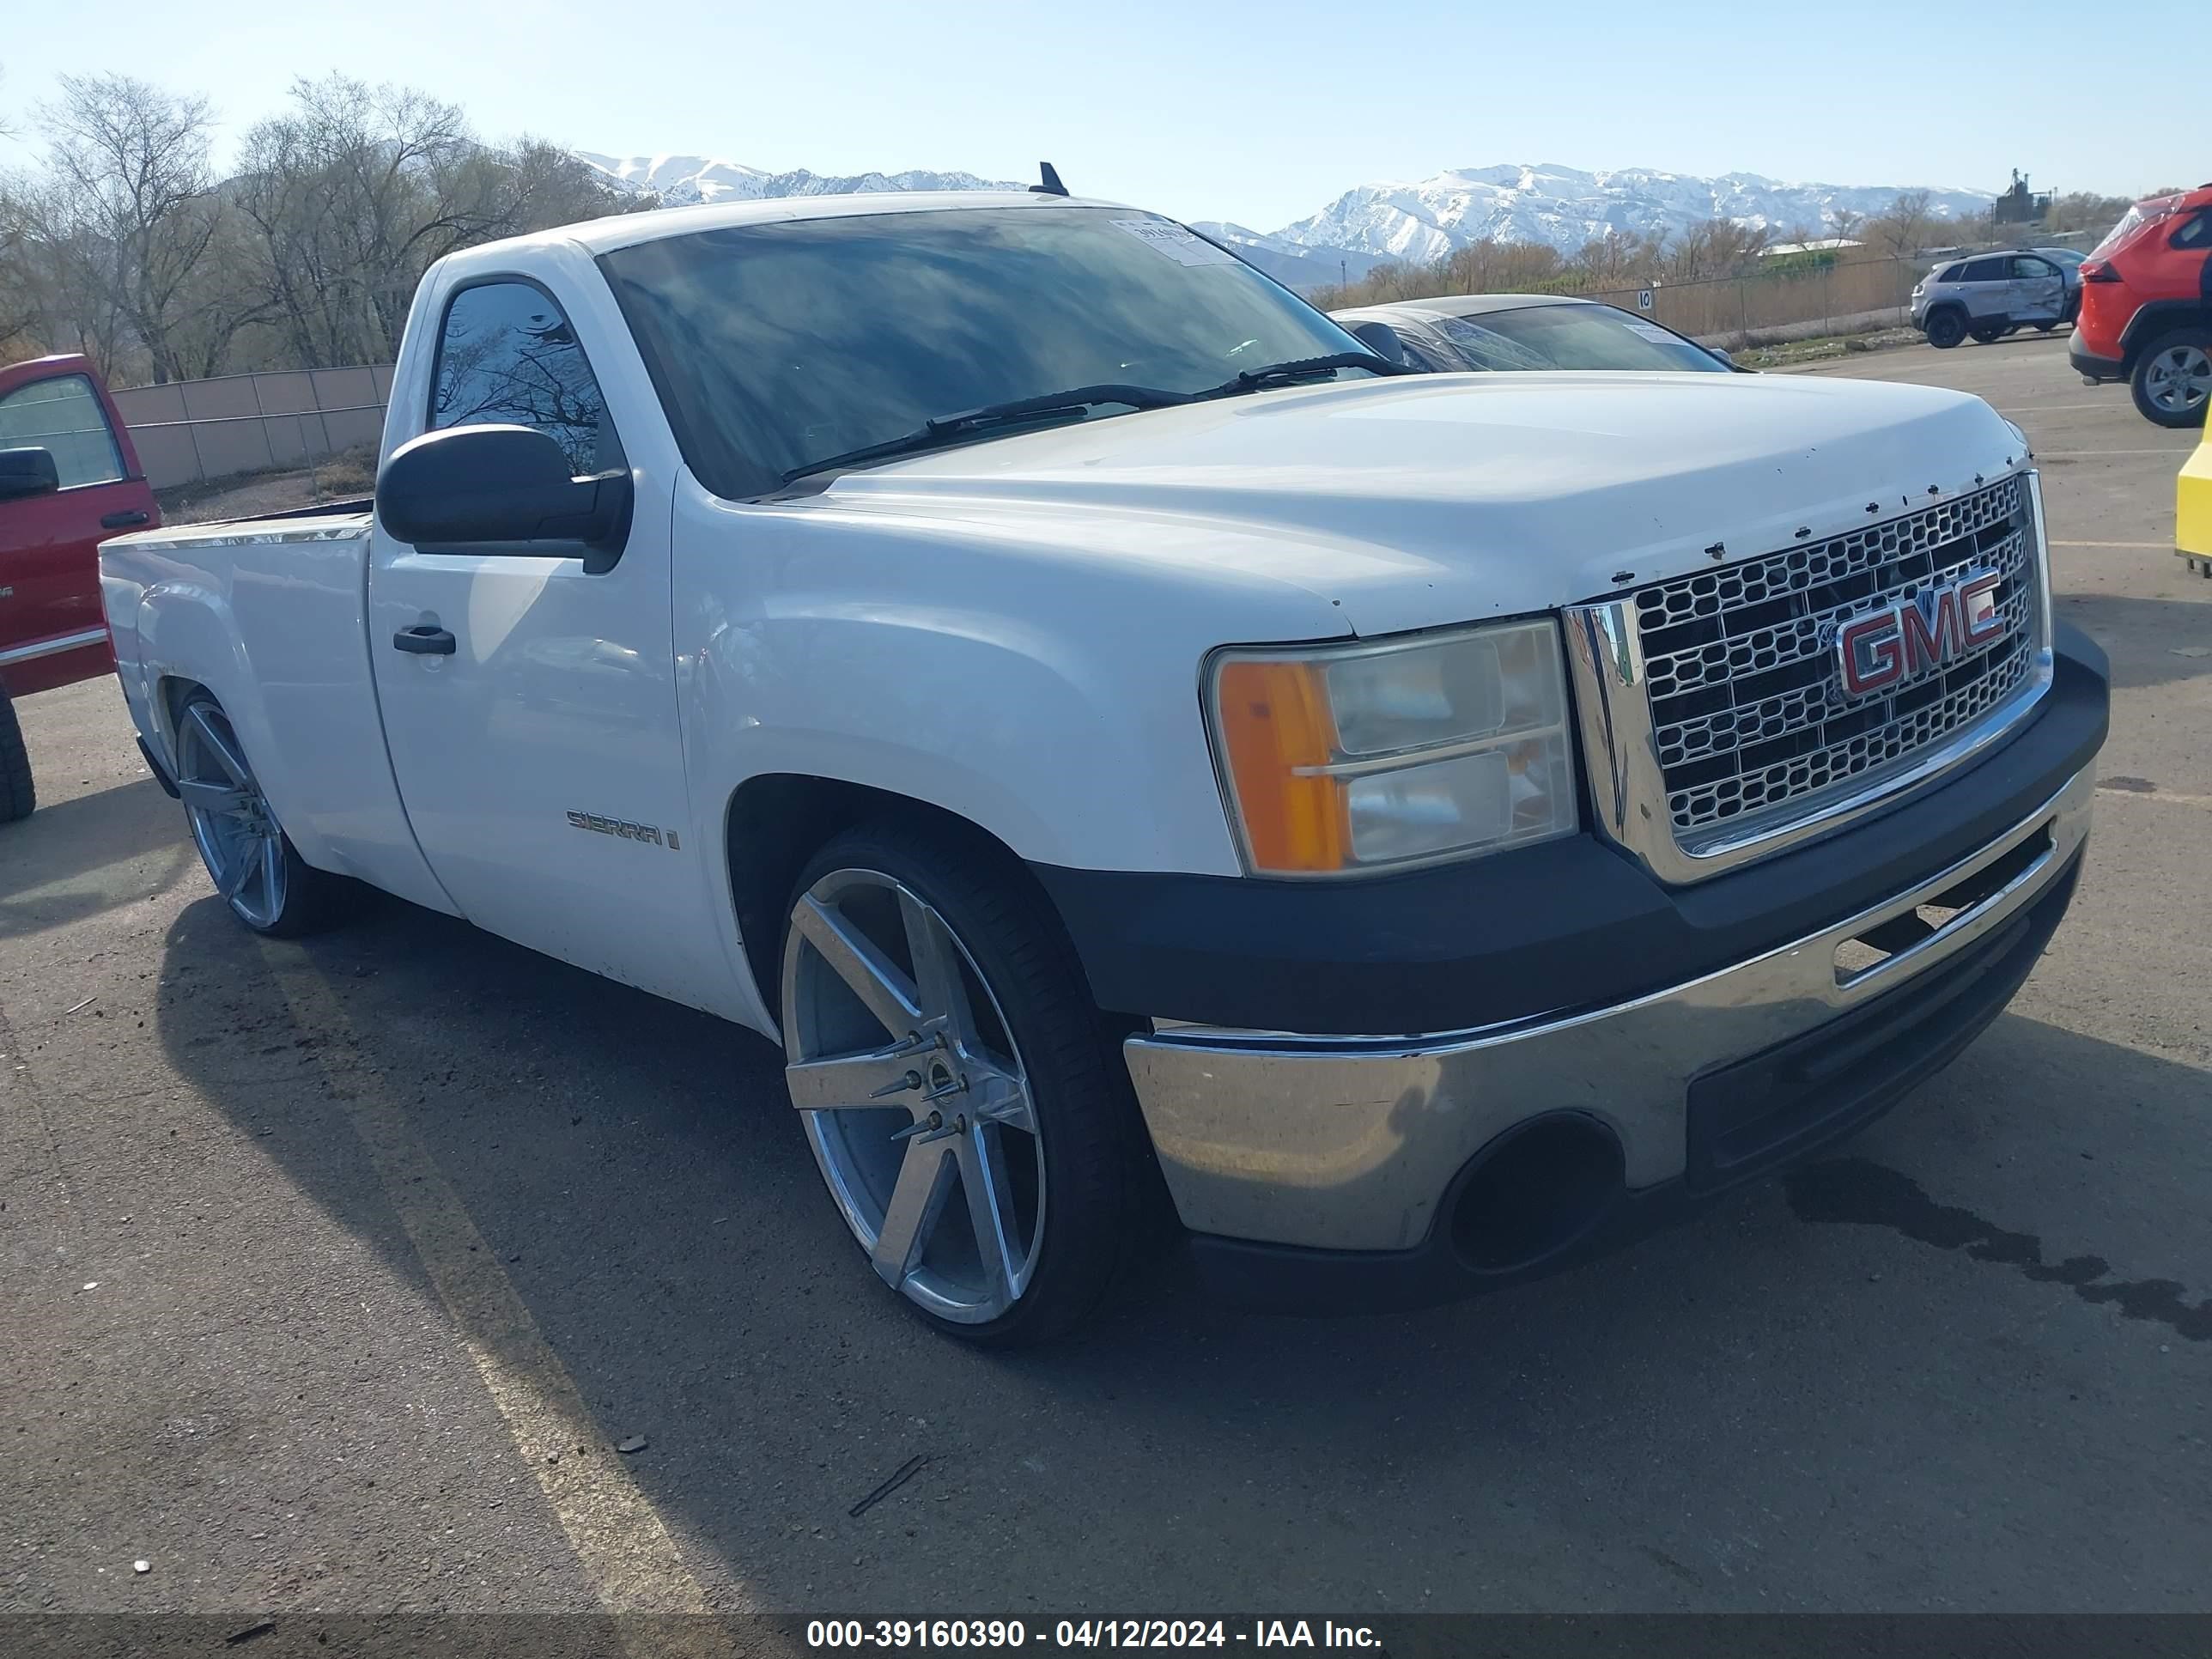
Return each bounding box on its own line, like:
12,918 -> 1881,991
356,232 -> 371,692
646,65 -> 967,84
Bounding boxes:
1345,319 -> 1410,366
0,447 -> 62,501
1709,346 -> 1737,368
376,424 -> 633,574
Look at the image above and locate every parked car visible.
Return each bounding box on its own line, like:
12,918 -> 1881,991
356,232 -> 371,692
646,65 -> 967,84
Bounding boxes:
2072,183 -> 2212,428
1332,293 -> 1739,374
0,354 -> 160,822
1911,250 -> 2075,349
101,189 -> 2106,1343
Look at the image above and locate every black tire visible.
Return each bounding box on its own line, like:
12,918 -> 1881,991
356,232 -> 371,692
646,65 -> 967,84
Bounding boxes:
2129,329 -> 2212,428
0,688 -> 33,823
782,818 -> 1160,1346
1924,309 -> 1966,349
1969,322 -> 2007,345
173,690 -> 357,937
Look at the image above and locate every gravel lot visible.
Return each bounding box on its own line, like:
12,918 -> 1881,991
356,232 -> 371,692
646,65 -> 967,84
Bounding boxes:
3,332 -> 2205,1627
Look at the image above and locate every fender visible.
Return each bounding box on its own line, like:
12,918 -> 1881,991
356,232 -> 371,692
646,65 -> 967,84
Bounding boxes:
2119,297 -> 2211,359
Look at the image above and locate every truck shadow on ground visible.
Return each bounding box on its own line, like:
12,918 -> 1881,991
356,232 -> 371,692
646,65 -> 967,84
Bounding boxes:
0,775 -> 196,939
150,886 -> 2212,1610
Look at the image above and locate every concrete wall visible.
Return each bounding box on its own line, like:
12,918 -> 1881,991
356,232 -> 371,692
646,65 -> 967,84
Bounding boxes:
113,365 -> 395,490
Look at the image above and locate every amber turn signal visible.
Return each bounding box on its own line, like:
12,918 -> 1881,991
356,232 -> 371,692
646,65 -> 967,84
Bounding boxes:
1212,659 -> 1350,872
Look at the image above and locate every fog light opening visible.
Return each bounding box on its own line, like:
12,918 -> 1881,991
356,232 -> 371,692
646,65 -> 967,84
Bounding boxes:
1449,1113 -> 1626,1275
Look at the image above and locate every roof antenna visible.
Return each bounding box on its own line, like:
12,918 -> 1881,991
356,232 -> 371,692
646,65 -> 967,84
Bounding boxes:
1030,162 -> 1068,198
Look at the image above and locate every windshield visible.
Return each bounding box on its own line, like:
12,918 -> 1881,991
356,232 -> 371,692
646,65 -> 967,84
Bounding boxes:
599,205 -> 1369,496
1419,306 -> 1729,374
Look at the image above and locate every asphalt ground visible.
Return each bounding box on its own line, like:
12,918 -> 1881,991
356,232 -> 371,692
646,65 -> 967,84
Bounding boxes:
3,331 -> 2205,1634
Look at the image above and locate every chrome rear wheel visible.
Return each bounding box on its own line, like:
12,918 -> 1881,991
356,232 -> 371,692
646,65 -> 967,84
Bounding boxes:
176,699 -> 289,929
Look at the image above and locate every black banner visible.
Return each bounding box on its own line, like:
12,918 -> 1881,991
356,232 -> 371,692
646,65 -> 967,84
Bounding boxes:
4,1615 -> 2211,1659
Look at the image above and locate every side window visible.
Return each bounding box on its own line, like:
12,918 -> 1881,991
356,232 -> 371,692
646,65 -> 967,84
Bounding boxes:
1934,263 -> 1963,283
2172,212 -> 2212,251
2009,257 -> 2055,280
0,374 -> 127,489
1960,258 -> 2006,283
428,281 -> 620,474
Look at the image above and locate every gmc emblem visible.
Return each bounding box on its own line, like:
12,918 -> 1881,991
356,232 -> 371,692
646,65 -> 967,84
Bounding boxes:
1833,568 -> 2008,699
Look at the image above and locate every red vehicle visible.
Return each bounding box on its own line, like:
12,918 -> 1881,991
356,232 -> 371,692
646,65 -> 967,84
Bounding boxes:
2072,183 -> 2212,428
0,354 -> 161,820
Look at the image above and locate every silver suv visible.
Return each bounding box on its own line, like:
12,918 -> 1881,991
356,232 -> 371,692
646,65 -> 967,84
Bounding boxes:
1911,251 -> 2076,349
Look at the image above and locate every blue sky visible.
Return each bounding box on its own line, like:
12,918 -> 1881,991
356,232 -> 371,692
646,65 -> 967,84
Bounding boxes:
0,0 -> 2195,232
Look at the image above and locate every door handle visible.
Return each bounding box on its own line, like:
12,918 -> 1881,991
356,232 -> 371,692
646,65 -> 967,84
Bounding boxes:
392,624 -> 457,656
100,509 -> 150,530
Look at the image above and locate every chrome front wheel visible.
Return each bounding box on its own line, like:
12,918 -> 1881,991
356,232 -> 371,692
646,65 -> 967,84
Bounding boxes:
784,866 -> 1046,1326
778,823 -> 1151,1344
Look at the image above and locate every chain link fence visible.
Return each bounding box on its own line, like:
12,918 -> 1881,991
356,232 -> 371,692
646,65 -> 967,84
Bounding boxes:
1581,254 -> 1927,349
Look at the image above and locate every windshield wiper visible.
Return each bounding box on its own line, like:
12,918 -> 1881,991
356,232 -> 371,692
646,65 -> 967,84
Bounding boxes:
1201,350 -> 1416,398
781,383 -> 1191,483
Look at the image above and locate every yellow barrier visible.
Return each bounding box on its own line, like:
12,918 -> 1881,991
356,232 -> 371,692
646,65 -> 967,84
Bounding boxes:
2181,425 -> 2212,576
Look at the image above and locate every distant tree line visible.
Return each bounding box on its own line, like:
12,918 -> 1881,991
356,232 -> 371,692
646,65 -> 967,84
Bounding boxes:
0,66 -> 2179,386
0,70 -> 652,385
1308,186 -> 2156,313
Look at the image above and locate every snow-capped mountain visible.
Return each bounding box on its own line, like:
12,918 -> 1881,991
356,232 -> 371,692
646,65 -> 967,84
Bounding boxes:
1269,163 -> 1996,263
1188,223 -> 1389,290
571,151 -> 2001,290
577,153 -> 1022,207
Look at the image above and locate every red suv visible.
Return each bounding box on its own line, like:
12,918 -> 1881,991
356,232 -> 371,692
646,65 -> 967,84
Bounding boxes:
2072,183 -> 2212,428
1,354 -> 161,821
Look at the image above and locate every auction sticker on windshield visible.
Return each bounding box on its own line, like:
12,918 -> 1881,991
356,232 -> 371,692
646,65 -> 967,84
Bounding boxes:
1112,219 -> 1239,266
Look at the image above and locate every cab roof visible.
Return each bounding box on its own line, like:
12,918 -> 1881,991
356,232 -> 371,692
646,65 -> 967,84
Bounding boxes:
450,189 -> 1136,269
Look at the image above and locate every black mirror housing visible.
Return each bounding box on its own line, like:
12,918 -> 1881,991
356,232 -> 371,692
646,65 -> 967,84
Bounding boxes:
376,424 -> 633,572
0,447 -> 63,501
1343,319 -> 1408,365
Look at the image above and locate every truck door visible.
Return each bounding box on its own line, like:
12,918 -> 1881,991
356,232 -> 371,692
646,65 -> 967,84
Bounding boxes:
1956,256 -> 2008,320
367,272 -> 736,1017
0,364 -> 155,696
2008,255 -> 2066,325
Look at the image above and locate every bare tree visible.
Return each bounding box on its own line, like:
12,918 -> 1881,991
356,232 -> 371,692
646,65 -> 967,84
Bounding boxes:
1666,217 -> 1768,282
236,76 -> 639,369
36,73 -> 232,382
1866,190 -> 1936,258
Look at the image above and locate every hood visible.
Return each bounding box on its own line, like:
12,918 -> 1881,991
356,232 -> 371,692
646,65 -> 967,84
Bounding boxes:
816,371 -> 2029,638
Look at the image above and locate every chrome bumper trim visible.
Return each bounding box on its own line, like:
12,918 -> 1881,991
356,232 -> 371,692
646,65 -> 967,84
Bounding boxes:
1121,765 -> 2093,1252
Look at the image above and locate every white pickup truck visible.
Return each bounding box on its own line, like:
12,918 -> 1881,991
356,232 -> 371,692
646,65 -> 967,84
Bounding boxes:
100,189 -> 2109,1343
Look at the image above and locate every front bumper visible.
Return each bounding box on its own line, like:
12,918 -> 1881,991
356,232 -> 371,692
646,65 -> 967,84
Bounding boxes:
1124,766 -> 2091,1283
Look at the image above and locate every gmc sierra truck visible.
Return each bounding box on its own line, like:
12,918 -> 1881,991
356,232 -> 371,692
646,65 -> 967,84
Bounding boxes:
99,189 -> 2109,1344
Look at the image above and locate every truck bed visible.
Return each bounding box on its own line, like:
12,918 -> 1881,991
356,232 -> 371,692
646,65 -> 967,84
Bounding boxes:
98,503 -> 452,913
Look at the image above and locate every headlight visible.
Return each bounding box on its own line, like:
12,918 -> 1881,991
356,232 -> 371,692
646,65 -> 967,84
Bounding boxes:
1207,617 -> 1579,876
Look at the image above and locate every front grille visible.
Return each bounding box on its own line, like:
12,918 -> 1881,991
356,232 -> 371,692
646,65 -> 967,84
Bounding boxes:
1632,477 -> 2039,838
